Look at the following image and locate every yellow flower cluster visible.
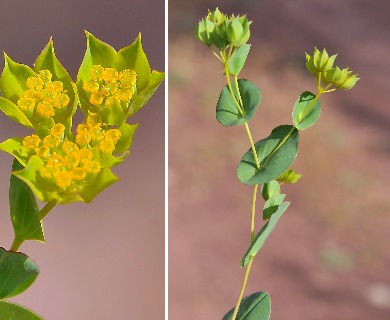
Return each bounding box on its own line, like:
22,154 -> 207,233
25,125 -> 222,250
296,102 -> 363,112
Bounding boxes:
82,65 -> 137,107
17,70 -> 70,118
22,114 -> 121,191
76,113 -> 121,154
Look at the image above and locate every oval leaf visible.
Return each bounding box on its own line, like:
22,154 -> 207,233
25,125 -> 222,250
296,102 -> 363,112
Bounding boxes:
216,79 -> 262,126
0,301 -> 43,320
228,44 -> 250,76
237,125 -> 299,185
0,248 -> 39,299
292,91 -> 321,130
241,202 -> 290,267
10,158 -> 44,245
222,291 -> 271,320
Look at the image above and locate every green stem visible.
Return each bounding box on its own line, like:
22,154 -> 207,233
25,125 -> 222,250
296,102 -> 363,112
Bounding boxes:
10,238 -> 22,252
244,123 -> 261,169
251,185 -> 258,241
224,63 -> 244,115
297,91 -> 322,123
231,256 -> 255,320
38,200 -> 57,221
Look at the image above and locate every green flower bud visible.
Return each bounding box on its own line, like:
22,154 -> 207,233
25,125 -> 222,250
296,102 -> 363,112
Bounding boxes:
306,48 -> 337,75
195,18 -> 215,47
226,15 -> 251,48
207,7 -> 226,25
323,66 -> 359,89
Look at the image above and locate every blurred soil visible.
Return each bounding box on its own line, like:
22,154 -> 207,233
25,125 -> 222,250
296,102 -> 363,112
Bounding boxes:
169,1 -> 390,319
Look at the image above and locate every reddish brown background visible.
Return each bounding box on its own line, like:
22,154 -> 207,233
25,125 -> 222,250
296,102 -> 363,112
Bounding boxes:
169,1 -> 390,319
0,1 -> 165,319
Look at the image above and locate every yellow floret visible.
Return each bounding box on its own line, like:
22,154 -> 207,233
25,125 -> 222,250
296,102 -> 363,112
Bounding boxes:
23,134 -> 41,150
89,91 -> 104,106
115,88 -> 133,102
90,65 -> 104,81
55,171 -> 73,189
37,101 -> 55,117
43,135 -> 60,149
99,140 -> 115,154
104,129 -> 121,142
50,123 -> 65,138
38,70 -> 52,84
78,148 -> 94,160
71,167 -> 87,181
35,146 -> 50,158
102,68 -> 118,83
17,97 -> 35,111
76,130 -> 92,146
62,141 -> 79,155
82,81 -> 99,93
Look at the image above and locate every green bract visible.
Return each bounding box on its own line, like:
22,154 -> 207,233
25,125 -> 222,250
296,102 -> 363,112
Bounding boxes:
305,47 -> 336,75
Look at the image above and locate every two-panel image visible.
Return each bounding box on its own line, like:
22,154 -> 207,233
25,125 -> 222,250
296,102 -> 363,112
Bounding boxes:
0,1 -> 388,319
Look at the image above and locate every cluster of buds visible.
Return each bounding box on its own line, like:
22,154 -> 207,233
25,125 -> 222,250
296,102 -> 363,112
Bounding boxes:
306,48 -> 359,90
195,8 -> 251,50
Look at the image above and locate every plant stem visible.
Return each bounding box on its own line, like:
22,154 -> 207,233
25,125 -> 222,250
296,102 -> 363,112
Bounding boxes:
10,238 -> 22,252
38,200 -> 57,221
231,256 -> 255,320
224,63 -> 244,115
251,185 -> 258,242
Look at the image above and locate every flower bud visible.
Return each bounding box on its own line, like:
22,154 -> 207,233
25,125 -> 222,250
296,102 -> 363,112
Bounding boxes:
323,66 -> 359,89
306,48 -> 337,75
226,15 -> 251,48
195,18 -> 215,47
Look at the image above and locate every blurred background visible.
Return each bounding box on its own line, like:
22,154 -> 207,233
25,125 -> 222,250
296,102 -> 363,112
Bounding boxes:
169,1 -> 390,319
0,1 -> 164,319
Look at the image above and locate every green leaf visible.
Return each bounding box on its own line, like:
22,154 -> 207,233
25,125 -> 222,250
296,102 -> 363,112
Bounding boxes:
10,158 -> 44,245
237,125 -> 299,185
216,79 -> 262,126
262,194 -> 285,220
114,123 -> 139,153
128,70 -> 165,117
241,202 -> 290,267
0,97 -> 33,128
0,301 -> 43,320
228,44 -> 250,76
115,33 -> 151,92
79,168 -> 119,203
292,91 -> 321,130
0,54 -> 36,104
222,291 -> 271,320
0,138 -> 28,166
261,180 -> 280,201
0,248 -> 39,299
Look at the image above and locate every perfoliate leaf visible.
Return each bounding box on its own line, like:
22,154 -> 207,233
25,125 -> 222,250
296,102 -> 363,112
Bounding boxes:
228,44 -> 250,76
0,301 -> 43,320
10,158 -> 44,245
237,125 -> 299,185
292,91 -> 321,130
241,202 -> 290,267
222,291 -> 271,320
0,248 -> 39,299
216,79 -> 262,126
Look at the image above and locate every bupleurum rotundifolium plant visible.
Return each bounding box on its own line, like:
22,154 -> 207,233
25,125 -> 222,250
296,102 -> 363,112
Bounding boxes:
195,8 -> 358,320
0,32 -> 164,319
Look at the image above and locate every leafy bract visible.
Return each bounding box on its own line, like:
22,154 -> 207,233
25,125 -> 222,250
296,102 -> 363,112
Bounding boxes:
9,158 -> 44,245
222,291 -> 271,320
241,202 -> 290,267
0,248 -> 39,299
261,180 -> 280,201
262,194 -> 285,220
292,91 -> 321,130
216,79 -> 262,126
0,301 -> 43,320
237,125 -> 299,185
228,44 -> 250,76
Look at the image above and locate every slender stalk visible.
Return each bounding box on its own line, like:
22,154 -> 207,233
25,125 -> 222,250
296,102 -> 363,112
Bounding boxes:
231,256 -> 255,320
244,123 -> 260,169
250,185 -> 258,241
224,64 -> 244,115
38,200 -> 57,221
